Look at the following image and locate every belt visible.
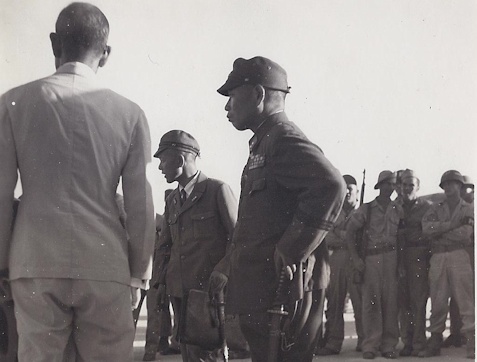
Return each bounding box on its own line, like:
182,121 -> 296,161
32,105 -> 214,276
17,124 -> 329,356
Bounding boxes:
366,244 -> 396,256
432,244 -> 464,254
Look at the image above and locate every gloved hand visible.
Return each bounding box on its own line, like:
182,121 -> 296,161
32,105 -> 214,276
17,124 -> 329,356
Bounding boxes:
208,271 -> 228,298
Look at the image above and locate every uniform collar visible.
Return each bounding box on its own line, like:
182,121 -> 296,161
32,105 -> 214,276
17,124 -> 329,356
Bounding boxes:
248,111 -> 287,154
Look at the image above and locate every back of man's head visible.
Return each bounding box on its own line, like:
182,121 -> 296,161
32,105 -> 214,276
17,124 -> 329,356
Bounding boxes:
56,2 -> 109,59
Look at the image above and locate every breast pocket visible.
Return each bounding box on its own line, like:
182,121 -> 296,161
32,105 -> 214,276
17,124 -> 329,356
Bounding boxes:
191,211 -> 216,239
249,178 -> 266,196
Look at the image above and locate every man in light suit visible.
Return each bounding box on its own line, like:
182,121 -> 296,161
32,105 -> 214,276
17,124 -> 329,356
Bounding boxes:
0,3 -> 155,361
153,130 -> 238,361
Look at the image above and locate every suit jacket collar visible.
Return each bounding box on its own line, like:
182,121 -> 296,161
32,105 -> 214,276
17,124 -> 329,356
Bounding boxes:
55,62 -> 96,79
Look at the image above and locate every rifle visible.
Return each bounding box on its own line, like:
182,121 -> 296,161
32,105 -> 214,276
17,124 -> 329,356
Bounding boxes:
352,170 -> 370,284
267,268 -> 289,362
360,169 -> 366,206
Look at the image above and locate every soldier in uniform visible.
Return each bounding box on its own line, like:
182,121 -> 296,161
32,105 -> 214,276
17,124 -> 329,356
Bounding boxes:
443,175 -> 475,349
395,170 -> 432,357
346,171 -> 402,359
153,130 -> 238,361
316,174 -> 364,355
420,170 -> 475,359
217,56 -> 346,361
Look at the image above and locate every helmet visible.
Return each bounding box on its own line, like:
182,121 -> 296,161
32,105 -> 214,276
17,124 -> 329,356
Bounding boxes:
439,170 -> 464,189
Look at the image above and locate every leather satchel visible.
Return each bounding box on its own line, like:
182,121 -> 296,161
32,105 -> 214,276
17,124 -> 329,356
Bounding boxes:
179,289 -> 221,350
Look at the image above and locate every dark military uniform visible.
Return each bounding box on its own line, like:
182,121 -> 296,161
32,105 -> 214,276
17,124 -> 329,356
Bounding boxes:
226,112 -> 345,361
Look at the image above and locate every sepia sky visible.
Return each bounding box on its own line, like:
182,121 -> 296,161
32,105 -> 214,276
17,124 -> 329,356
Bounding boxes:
1,0 -> 476,212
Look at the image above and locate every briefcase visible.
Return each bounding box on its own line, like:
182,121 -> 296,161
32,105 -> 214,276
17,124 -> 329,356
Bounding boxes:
179,289 -> 221,350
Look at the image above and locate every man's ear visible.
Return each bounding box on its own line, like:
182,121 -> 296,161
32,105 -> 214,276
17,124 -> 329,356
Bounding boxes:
254,84 -> 266,107
177,154 -> 186,168
98,45 -> 111,68
50,33 -> 62,58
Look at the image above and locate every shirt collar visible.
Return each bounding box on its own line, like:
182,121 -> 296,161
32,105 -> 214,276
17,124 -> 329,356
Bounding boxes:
178,171 -> 200,198
55,62 -> 97,79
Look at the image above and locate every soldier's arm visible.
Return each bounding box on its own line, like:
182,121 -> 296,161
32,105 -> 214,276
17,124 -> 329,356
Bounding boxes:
212,182 -> 238,277
272,131 -> 346,265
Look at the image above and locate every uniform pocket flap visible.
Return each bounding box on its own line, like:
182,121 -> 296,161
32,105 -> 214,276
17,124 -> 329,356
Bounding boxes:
250,178 -> 266,193
191,211 -> 215,220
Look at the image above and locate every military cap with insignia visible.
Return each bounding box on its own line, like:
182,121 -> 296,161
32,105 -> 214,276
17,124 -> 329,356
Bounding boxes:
217,56 -> 291,96
154,130 -> 200,158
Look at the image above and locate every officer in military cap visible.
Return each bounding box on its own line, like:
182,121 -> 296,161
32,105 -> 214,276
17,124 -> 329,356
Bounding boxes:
152,130 -> 238,361
346,170 -> 403,359
395,169 -> 432,357
217,56 -> 346,361
421,170 -> 475,359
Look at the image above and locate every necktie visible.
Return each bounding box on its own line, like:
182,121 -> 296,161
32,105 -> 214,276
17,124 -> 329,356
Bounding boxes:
180,189 -> 187,205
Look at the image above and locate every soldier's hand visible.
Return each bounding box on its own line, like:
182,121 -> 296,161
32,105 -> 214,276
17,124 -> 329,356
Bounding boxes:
131,287 -> 141,310
352,257 -> 365,273
274,248 -> 297,281
208,271 -> 228,298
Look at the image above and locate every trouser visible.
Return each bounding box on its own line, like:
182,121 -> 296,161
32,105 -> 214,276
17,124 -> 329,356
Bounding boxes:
398,247 -> 430,352
362,251 -> 399,355
239,289 -> 325,362
448,245 -> 474,336
144,287 -> 174,354
428,249 -> 475,335
171,297 -> 220,362
322,249 -> 363,351
11,278 -> 135,362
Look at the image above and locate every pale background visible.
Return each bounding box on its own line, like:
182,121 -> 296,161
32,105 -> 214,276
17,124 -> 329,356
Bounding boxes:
1,0 -> 476,213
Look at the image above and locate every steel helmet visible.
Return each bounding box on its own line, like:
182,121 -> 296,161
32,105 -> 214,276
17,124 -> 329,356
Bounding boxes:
439,170 -> 464,189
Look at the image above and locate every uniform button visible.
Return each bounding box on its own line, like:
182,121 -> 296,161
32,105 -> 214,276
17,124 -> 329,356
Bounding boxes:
180,255 -> 185,260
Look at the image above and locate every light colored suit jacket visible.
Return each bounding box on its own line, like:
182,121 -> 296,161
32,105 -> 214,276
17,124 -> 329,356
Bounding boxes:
154,172 -> 237,298
0,62 -> 155,285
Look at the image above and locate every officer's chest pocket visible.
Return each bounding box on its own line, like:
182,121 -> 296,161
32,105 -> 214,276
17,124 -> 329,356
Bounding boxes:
191,211 -> 216,239
249,178 -> 266,196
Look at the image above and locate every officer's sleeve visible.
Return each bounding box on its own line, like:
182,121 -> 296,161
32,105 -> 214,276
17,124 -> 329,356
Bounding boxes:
0,95 -> 18,272
213,183 -> 238,276
151,204 -> 172,288
272,131 -> 346,262
121,110 -> 155,281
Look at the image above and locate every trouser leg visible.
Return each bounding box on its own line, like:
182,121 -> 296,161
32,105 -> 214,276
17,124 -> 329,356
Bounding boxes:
322,250 -> 347,351
428,254 -> 451,334
362,255 -> 384,355
347,263 -> 364,348
406,248 -> 429,352
380,252 -> 399,353
448,250 -> 475,335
